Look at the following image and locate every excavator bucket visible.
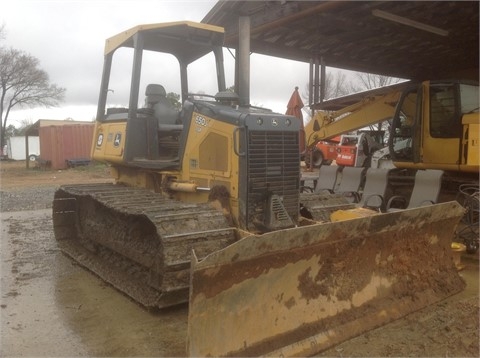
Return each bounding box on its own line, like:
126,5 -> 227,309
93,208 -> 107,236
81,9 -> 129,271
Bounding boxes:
187,201 -> 466,357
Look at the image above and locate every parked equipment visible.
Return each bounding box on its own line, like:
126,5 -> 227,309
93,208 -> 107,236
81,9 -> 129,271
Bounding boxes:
305,135 -> 340,168
306,84 -> 402,168
389,81 -> 479,176
335,131 -> 384,167
309,80 -> 479,179
7,136 -> 40,161
52,22 -> 467,356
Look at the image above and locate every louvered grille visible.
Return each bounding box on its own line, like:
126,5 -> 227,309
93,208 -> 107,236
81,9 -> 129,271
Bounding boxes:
246,130 -> 300,229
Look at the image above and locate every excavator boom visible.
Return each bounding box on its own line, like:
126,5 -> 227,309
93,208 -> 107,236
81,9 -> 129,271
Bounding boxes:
306,82 -> 409,145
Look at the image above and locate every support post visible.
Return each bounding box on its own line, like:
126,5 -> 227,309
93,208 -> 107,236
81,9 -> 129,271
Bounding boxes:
25,135 -> 30,169
238,16 -> 251,107
320,56 -> 326,104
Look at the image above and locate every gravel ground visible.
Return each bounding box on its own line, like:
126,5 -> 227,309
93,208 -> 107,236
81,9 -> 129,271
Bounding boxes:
0,187 -> 57,212
0,160 -> 112,212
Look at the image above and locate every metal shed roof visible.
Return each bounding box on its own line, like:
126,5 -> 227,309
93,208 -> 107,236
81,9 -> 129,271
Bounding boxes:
25,119 -> 93,136
202,1 -> 479,81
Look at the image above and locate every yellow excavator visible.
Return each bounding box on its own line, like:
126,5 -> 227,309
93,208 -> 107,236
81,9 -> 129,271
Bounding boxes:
52,22 -> 467,356
307,80 -> 479,178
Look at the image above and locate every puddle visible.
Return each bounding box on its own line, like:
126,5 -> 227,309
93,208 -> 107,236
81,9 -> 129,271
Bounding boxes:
1,209 -> 187,357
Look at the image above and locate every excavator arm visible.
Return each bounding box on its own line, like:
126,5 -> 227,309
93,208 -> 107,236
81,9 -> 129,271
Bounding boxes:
306,82 -> 409,146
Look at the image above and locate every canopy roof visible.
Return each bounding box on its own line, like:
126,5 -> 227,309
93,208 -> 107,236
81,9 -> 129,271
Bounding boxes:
203,1 -> 479,81
104,21 -> 225,64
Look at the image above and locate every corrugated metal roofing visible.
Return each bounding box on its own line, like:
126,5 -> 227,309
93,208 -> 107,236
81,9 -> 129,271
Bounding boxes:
202,1 -> 479,81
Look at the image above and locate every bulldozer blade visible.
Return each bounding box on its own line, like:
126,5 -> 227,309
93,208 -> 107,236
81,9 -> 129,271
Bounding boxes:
187,201 -> 466,357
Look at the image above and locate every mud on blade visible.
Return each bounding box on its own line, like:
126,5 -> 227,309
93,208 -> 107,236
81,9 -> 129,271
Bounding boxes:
187,201 -> 466,357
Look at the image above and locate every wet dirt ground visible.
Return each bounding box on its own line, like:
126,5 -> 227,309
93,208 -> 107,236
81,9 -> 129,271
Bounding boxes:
1,161 -> 479,357
1,209 -> 188,356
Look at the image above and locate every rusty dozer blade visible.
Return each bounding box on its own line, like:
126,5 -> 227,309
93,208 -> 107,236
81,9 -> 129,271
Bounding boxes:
187,201 -> 466,357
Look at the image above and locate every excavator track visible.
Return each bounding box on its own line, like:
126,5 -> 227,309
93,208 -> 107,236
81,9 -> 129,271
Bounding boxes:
52,183 -> 237,309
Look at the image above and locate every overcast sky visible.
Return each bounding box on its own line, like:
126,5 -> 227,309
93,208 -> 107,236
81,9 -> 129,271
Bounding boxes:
2,0 -> 314,126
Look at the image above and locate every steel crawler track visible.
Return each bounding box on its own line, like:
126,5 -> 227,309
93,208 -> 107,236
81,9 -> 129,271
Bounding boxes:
52,183 -> 237,309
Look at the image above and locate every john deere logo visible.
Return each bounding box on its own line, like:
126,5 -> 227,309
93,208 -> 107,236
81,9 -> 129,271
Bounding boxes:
96,133 -> 104,146
114,133 -> 122,147
271,118 -> 278,126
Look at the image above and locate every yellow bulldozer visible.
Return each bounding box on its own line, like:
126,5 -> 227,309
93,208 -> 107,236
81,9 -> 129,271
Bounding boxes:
52,21 -> 467,356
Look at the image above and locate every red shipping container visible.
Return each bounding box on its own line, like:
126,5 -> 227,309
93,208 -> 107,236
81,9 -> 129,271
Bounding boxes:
39,124 -> 94,170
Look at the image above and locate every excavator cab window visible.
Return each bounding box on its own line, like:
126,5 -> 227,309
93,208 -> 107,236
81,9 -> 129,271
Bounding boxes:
429,84 -> 459,138
459,83 -> 479,113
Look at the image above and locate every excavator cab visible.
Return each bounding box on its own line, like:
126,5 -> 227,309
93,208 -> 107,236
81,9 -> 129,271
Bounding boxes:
389,80 -> 479,173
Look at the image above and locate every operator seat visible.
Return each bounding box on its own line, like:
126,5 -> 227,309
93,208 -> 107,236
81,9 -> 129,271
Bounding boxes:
145,84 -> 179,125
145,84 -> 183,160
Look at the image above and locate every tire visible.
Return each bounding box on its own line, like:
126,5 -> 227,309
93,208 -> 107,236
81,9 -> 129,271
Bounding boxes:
465,239 -> 479,254
311,149 -> 325,168
29,155 -> 37,161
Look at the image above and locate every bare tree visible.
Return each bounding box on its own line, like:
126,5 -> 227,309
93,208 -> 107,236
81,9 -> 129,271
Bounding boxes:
304,70 -> 402,104
302,70 -> 363,122
0,47 -> 66,148
305,70 -> 402,122
302,71 -> 353,106
354,73 -> 403,133
14,118 -> 34,135
355,72 -> 402,90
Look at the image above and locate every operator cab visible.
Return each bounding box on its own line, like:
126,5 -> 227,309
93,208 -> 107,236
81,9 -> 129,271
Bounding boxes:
94,22 -> 227,169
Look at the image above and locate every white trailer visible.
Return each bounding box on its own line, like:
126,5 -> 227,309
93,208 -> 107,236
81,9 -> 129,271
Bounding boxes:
7,136 -> 40,161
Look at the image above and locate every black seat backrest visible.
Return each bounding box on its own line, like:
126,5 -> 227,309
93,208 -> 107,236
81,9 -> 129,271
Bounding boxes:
145,84 -> 178,125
